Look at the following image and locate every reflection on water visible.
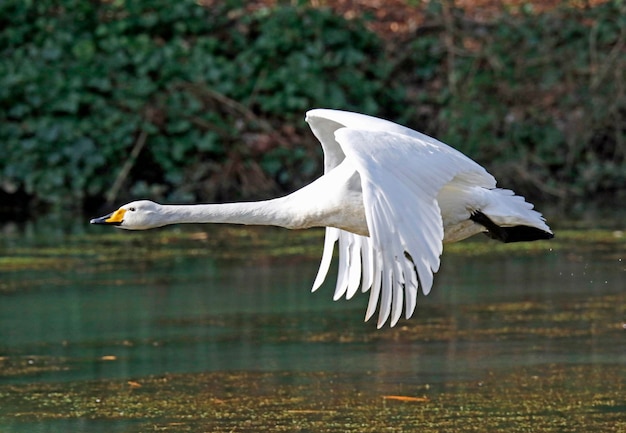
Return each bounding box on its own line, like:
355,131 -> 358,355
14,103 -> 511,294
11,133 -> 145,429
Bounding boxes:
0,217 -> 624,431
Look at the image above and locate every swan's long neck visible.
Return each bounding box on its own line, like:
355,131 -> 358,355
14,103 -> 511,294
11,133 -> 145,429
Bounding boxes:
150,160 -> 367,234
158,198 -> 297,229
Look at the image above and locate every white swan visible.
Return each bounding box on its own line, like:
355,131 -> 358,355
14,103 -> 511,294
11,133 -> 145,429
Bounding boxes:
91,109 -> 553,327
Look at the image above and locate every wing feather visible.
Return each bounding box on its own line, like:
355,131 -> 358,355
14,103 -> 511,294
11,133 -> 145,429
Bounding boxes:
360,235 -> 374,292
346,235 -> 362,299
365,258 -> 382,322
312,227 -> 339,292
332,230 -> 351,300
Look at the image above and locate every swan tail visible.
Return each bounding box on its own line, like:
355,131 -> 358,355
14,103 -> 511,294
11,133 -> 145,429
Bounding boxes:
472,189 -> 553,243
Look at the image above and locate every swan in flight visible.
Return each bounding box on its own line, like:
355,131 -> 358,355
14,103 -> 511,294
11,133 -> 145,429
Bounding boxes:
91,109 -> 553,327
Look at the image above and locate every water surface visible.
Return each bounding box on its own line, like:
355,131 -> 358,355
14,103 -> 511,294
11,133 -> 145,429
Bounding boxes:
0,216 -> 624,432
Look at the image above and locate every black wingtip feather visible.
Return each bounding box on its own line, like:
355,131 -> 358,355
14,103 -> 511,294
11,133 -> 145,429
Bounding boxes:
470,211 -> 554,243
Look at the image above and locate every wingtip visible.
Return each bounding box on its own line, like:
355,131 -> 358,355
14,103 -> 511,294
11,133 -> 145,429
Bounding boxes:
375,316 -> 400,329
311,271 -> 326,293
376,309 -> 391,329
311,281 -> 322,293
364,304 -> 376,323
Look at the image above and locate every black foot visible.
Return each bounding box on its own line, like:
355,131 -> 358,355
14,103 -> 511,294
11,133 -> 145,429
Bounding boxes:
470,211 -> 554,243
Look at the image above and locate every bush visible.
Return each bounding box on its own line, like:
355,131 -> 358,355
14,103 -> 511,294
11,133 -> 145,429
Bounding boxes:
0,0 -> 402,210
1,0 -> 624,215
402,1 -> 626,198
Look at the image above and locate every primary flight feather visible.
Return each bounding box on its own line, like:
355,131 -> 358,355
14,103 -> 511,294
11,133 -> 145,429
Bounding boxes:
91,109 -> 553,328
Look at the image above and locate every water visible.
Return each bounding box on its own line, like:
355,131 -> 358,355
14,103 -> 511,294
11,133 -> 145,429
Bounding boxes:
0,217 -> 624,432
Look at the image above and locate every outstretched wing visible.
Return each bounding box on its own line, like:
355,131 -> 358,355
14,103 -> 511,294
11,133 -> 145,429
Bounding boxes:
306,109 -> 495,328
338,128 -> 494,327
306,108 -> 424,172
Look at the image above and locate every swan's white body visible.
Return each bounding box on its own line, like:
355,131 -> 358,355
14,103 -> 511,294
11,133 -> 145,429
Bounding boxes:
92,109 -> 552,327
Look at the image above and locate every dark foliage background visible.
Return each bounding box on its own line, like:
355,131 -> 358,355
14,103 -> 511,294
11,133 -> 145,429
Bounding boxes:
1,0 -> 624,215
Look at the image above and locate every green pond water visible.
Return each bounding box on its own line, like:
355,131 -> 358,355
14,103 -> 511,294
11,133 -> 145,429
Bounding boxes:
0,213 -> 624,432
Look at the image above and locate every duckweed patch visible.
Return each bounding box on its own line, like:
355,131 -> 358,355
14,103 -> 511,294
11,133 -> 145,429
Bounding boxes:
0,227 -> 323,276
0,356 -> 72,378
0,365 -> 623,432
1,226 -> 624,292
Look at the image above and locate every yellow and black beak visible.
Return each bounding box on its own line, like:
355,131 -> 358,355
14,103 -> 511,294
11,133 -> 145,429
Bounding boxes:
90,208 -> 126,226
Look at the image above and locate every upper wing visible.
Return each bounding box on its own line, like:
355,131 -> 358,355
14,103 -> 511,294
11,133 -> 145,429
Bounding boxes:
306,109 -> 426,173
305,109 -> 495,328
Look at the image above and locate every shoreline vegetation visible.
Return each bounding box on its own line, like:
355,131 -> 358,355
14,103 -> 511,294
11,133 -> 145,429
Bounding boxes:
1,0 -> 624,218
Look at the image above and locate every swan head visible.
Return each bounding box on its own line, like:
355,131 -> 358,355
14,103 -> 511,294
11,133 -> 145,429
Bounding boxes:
90,200 -> 165,230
